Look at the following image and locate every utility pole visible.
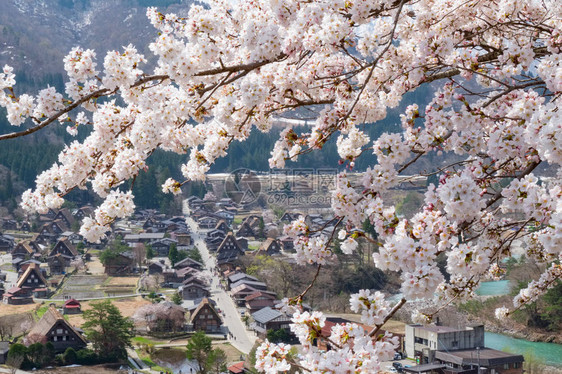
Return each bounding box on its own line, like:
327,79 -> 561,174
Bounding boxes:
476,346 -> 481,374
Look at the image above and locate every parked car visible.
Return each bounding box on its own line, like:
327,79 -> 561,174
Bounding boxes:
393,362 -> 404,372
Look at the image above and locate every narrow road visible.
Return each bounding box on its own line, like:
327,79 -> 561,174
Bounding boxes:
183,201 -> 257,354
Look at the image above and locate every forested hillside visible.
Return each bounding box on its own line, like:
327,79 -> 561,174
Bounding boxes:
0,0 -> 442,213
0,74 -> 440,213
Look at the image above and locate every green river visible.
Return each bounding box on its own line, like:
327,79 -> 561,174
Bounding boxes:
485,332 -> 562,367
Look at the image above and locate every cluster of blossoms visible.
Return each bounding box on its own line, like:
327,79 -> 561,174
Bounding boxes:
349,290 -> 391,325
2,0 -> 562,371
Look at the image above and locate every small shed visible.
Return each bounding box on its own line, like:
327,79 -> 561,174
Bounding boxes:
63,298 -> 81,314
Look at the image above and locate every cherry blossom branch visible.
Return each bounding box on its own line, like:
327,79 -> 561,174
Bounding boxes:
368,298 -> 406,338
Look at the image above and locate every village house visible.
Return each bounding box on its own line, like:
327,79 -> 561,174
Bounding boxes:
227,272 -> 258,290
49,238 -> 79,258
0,233 -> 15,252
250,307 -> 292,339
3,263 -> 48,304
190,298 -> 222,333
236,220 -> 257,238
230,279 -> 268,292
123,232 -> 165,245
214,219 -> 229,233
11,241 -> 39,259
257,238 -> 282,255
148,260 -> 168,274
231,284 -> 276,306
164,267 -> 201,287
1,219 -> 17,230
245,291 -> 277,315
197,215 -> 219,229
180,282 -> 210,300
48,254 -> 69,275
63,298 -> 81,314
227,362 -> 248,374
280,212 -> 302,223
27,306 -> 87,352
142,217 -> 168,232
104,251 -> 135,275
60,231 -> 83,245
72,205 -> 94,220
186,196 -> 204,209
54,208 -> 76,229
206,228 -> 226,243
215,210 -> 235,225
206,235 -> 225,252
174,232 -> 192,250
174,257 -> 204,271
151,238 -> 178,257
236,236 -> 249,251
37,220 -> 68,244
19,221 -> 31,231
216,233 -> 245,270
279,236 -> 295,252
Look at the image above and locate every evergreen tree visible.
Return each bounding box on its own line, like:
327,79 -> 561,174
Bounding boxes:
82,300 -> 134,361
168,243 -> 179,266
146,244 -> 154,259
186,331 -> 212,374
171,292 -> 182,305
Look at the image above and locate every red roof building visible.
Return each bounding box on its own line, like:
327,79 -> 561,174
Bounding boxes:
228,361 -> 247,374
63,298 -> 81,314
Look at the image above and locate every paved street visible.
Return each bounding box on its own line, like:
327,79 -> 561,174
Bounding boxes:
183,201 -> 257,354
1,253 -> 19,288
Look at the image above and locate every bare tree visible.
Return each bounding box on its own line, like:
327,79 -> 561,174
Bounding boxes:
70,257 -> 85,271
6,354 -> 23,374
139,274 -> 162,292
23,333 -> 47,346
133,243 -> 147,269
0,318 -> 14,341
20,320 -> 32,334
133,302 -> 186,333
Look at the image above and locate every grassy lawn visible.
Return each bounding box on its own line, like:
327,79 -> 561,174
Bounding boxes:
137,351 -> 172,372
233,217 -> 243,225
132,336 -> 166,346
36,305 -> 50,319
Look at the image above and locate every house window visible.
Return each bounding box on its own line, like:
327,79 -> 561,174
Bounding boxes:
451,341 -> 458,347
53,336 -> 58,341
63,336 -> 67,341
503,363 -> 510,369
57,329 -> 63,334
514,362 -> 521,368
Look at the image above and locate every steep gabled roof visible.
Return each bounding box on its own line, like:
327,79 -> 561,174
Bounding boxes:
50,237 -> 79,257
16,263 -> 47,288
257,238 -> 281,254
189,297 -> 221,323
28,306 -> 87,345
55,208 -> 75,227
216,233 -> 244,261
13,242 -> 34,255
